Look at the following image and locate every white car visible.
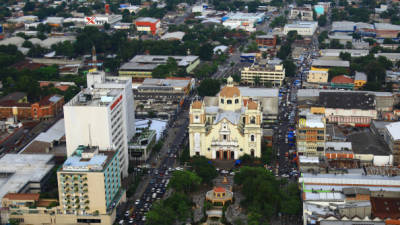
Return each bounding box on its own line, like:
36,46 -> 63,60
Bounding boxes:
135,199 -> 140,205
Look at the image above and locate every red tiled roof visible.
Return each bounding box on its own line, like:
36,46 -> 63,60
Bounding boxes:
331,75 -> 354,84
3,193 -> 40,201
214,187 -> 226,193
371,197 -> 400,219
0,100 -> 30,107
12,60 -> 44,71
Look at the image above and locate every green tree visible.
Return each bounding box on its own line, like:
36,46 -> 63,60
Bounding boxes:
317,14 -> 327,26
190,156 -> 218,185
345,41 -> 353,49
283,59 -> 296,77
329,39 -> 344,49
169,170 -> 201,194
270,16 -> 287,28
199,43 -> 213,60
197,79 -> 220,97
339,52 -> 351,61
328,67 -> 349,80
277,43 -> 291,60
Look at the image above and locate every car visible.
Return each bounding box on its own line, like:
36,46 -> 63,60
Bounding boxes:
135,199 -> 140,205
125,210 -> 130,217
142,216 -> 147,221
221,170 -> 228,174
128,219 -> 134,224
119,220 -> 124,225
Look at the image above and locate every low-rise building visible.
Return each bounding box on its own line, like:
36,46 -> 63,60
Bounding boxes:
375,53 -> 400,62
384,122 -> 400,165
0,154 -> 55,201
296,112 -> 326,156
354,71 -> 367,89
128,129 -> 156,161
240,61 -> 285,87
374,23 -> 400,38
85,14 -> 122,26
317,92 -> 377,126
311,59 -> 350,72
320,49 -> 369,57
119,55 -> 200,79
255,34 -> 277,50
289,7 -> 314,21
133,77 -> 193,118
222,12 -> 265,32
0,93 -> 64,121
330,75 -> 354,90
307,70 -> 329,83
283,21 -> 318,36
134,17 -> 160,35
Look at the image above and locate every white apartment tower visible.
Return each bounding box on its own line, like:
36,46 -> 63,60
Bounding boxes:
64,71 -> 135,177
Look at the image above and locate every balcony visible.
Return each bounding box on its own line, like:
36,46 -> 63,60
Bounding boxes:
211,140 -> 239,147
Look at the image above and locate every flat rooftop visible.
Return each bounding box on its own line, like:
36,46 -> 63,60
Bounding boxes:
312,59 -> 350,67
347,129 -> 391,155
238,87 -> 279,97
140,78 -> 191,89
61,146 -> 115,172
385,122 -> 400,140
318,92 -> 375,109
66,87 -> 123,107
0,154 -> 54,200
120,55 -> 199,71
298,89 -> 393,97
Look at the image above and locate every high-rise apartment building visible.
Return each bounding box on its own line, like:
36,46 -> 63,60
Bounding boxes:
64,71 -> 135,177
57,145 -> 123,217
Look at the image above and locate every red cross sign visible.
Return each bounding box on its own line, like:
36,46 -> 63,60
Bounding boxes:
86,17 -> 96,25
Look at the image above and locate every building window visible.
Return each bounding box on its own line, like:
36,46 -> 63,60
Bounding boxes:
223,135 -> 227,140
235,99 -> 239,104
208,148 -> 211,151
251,149 -> 255,157
250,116 -> 255,124
243,117 -> 246,124
221,99 -> 224,104
251,135 -> 255,142
196,152 -> 200,156
240,148 -> 243,152
227,100 -> 232,104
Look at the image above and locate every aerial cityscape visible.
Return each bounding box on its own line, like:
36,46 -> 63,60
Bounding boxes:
0,0 -> 400,224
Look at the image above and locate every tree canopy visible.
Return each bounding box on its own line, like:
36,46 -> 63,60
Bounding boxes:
190,156 -> 218,185
197,79 -> 221,97
168,170 -> 201,194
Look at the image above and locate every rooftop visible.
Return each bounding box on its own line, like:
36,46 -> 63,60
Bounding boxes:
285,21 -> 318,28
312,59 -> 350,68
331,75 -> 354,84
374,23 -> 400,31
298,89 -> 392,97
3,193 -> 40,201
385,122 -> 400,140
120,55 -> 199,71
371,197 -> 400,219
161,31 -> 185,40
298,113 -> 325,128
318,92 -> 375,109
140,78 -> 191,90
61,146 -> 115,172
66,86 -> 123,107
355,71 -> 367,81
347,130 -> 390,155
135,17 -> 159,23
0,154 -> 54,201
237,87 -> 279,97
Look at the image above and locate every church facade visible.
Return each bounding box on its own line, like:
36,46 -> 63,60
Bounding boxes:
189,77 -> 263,160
